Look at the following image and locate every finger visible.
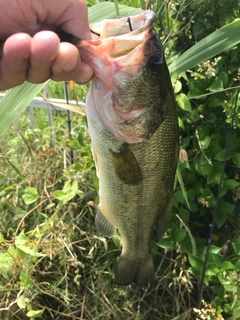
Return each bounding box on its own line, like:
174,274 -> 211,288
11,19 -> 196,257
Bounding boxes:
27,31 -> 60,84
0,33 -> 31,90
57,0 -> 91,40
32,0 -> 91,40
51,42 -> 93,83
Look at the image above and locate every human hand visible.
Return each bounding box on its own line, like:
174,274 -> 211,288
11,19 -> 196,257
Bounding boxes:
0,0 -> 94,90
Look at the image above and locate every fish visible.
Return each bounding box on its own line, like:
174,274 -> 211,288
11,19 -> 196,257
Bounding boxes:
77,10 -> 179,287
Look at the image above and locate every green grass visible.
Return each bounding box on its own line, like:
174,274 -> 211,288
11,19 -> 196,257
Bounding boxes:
0,106 -> 198,320
1,1 -> 240,319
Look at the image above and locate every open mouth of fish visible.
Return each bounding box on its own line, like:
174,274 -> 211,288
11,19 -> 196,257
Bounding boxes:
77,11 -> 162,143
77,10 -> 157,89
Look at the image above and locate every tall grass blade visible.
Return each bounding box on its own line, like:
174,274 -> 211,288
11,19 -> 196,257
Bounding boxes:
176,166 -> 191,210
169,19 -> 240,77
4,156 -> 25,179
88,3 -> 142,23
113,0 -> 120,17
139,0 -> 146,10
0,82 -> 48,136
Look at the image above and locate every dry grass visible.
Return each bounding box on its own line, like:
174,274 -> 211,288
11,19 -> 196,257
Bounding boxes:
0,110 -> 219,320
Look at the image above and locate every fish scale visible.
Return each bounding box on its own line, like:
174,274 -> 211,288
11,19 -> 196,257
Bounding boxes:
78,10 -> 179,287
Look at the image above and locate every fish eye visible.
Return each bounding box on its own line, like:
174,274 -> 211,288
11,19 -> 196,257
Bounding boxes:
148,55 -> 163,72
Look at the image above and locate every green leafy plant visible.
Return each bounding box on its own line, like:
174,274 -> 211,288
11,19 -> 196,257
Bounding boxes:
1,1 -> 240,319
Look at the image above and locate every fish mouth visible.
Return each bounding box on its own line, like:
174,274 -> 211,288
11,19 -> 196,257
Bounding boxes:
77,10 -> 156,69
89,10 -> 156,39
78,10 -> 160,144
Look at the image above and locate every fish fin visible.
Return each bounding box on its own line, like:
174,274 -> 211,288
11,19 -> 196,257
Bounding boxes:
156,195 -> 173,240
95,208 -> 115,238
115,254 -> 155,288
110,145 -> 142,185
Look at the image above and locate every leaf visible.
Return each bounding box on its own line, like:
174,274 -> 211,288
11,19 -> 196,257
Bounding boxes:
54,181 -> 79,204
209,253 -> 224,267
232,307 -> 240,320
15,230 -> 29,245
172,229 -> 187,242
220,180 -> 240,197
232,257 -> 240,271
188,266 -> 201,278
205,263 -> 220,276
22,187 -> 39,205
78,131 -> 85,146
221,261 -> 235,270
169,19 -> 240,77
0,82 -> 48,136
209,245 -> 221,254
17,293 -> 26,309
232,153 -> 240,167
112,235 -> 121,248
200,136 -> 211,150
53,190 -> 76,204
63,181 -> 78,193
16,245 -> 46,258
179,208 -> 190,223
188,254 -> 204,271
26,309 -> 45,318
208,79 -> 224,92
88,2 -> 142,23
215,149 -> 228,161
19,268 -> 33,288
223,179 -> 240,189
176,93 -> 192,112
157,237 -> 175,250
173,80 -> 182,94
214,203 -> 235,228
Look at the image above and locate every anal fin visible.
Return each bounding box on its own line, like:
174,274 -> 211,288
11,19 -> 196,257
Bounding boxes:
95,208 -> 115,238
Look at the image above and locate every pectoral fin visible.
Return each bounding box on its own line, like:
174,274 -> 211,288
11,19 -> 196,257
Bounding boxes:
110,145 -> 142,185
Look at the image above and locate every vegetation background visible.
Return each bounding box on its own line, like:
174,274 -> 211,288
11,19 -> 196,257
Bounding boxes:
0,0 -> 240,319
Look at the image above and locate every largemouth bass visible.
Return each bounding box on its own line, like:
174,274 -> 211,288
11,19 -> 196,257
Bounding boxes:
78,10 -> 179,287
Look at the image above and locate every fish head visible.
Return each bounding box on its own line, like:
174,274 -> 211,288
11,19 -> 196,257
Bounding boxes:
78,11 -> 173,143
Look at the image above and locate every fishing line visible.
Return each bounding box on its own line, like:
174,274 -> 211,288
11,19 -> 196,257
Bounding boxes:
197,82 -> 240,309
116,17 -> 133,35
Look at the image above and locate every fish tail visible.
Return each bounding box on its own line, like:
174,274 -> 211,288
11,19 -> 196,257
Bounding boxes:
114,254 -> 155,288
